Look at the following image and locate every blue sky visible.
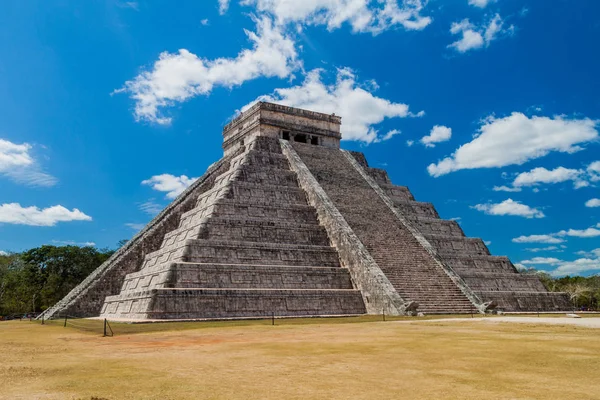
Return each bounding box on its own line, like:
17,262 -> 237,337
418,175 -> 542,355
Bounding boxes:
1,0 -> 599,276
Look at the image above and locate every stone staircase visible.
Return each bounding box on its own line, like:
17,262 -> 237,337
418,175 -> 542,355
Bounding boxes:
363,157 -> 571,312
293,142 -> 477,314
99,137 -> 365,320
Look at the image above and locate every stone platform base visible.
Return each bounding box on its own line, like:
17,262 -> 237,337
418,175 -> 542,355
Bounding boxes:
102,288 -> 366,320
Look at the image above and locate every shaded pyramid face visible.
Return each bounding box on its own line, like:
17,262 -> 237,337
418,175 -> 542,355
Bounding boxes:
43,102 -> 571,321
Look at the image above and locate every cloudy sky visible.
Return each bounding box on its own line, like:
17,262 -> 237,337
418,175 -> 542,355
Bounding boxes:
1,0 -> 599,276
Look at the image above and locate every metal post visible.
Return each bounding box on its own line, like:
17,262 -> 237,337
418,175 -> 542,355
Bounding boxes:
41,315 -> 44,325
64,315 -> 68,327
471,307 -> 474,318
382,308 -> 386,322
103,319 -> 107,337
271,312 -> 275,326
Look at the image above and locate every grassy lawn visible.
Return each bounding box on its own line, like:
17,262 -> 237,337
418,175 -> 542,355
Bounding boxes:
1,317 -> 599,400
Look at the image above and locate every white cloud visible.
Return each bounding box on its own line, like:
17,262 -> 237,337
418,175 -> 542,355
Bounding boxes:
548,257 -> 600,277
521,257 -> 562,265
468,0 -> 495,8
51,240 -> 96,247
493,185 -> 522,192
218,0 -> 230,14
0,250 -> 7,256
526,246 -> 559,252
585,198 -> 600,208
406,140 -> 414,147
427,113 -> 599,177
377,129 -> 401,142
117,1 -> 139,11
513,235 -> 565,244
138,199 -> 163,215
0,203 -> 92,227
448,14 -> 511,53
421,125 -> 451,147
448,19 -> 483,52
575,248 -> 600,258
117,16 -> 299,124
142,174 -> 197,199
246,68 -> 422,143
125,222 -> 145,230
513,166 -> 584,188
241,0 -> 432,34
587,161 -> 600,181
558,228 -> 600,238
0,138 -> 57,187
484,240 -> 491,245
472,198 -> 545,218
200,19 -> 210,26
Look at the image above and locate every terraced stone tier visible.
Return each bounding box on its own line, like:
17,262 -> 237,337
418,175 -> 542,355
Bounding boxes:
216,165 -> 299,188
212,200 -> 320,224
459,272 -> 547,292
435,254 -> 517,274
167,263 -> 354,289
478,291 -> 573,311
102,288 -> 366,320
197,216 -> 331,246
424,234 -> 490,256
379,183 -> 415,202
392,200 -> 440,219
184,239 -> 342,267
405,217 -> 465,237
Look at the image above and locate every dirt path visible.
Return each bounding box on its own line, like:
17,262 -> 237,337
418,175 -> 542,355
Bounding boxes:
409,315 -> 600,328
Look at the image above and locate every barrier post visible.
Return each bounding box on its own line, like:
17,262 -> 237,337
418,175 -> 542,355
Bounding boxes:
64,315 -> 68,328
103,319 -> 107,337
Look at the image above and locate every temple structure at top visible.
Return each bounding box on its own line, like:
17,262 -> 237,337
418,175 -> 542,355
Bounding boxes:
40,102 -> 571,321
222,102 -> 342,155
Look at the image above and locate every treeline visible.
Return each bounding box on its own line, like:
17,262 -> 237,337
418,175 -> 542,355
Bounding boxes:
521,268 -> 600,310
0,245 -> 115,316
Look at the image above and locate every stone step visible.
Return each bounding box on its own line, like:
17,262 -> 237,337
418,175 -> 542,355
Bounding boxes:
185,239 -> 341,267
424,234 -> 490,256
198,217 -> 330,246
392,200 -> 439,219
405,216 -> 465,237
168,263 -> 354,289
436,254 -> 517,274
460,272 -> 547,292
101,288 -> 366,320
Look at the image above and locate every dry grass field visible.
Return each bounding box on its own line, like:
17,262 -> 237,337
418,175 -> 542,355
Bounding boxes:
1,316 -> 599,400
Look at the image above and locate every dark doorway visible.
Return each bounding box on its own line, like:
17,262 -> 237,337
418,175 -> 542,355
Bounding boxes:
311,136 -> 319,145
282,131 -> 290,140
294,134 -> 307,143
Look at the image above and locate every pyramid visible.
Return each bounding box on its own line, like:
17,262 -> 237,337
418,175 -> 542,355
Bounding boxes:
41,102 -> 570,321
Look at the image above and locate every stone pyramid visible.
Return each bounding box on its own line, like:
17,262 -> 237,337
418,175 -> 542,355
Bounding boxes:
42,102 -> 570,321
